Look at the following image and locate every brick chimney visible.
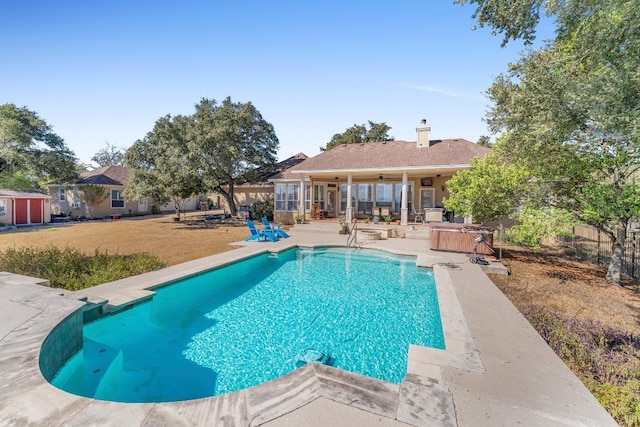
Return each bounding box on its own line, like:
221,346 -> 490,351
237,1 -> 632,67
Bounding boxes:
416,119 -> 431,148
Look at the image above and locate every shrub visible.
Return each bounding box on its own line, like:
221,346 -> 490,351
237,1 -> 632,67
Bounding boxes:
0,246 -> 166,291
507,207 -> 575,248
250,199 -> 274,221
522,304 -> 640,426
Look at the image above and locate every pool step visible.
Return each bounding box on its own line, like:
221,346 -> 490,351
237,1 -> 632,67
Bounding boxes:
80,338 -> 123,397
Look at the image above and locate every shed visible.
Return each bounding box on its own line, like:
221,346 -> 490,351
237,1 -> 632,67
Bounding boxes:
0,189 -> 51,226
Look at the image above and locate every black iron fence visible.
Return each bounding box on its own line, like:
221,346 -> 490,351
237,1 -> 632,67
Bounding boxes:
559,225 -> 640,280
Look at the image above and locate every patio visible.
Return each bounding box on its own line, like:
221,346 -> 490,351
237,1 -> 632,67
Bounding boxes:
0,227 -> 616,426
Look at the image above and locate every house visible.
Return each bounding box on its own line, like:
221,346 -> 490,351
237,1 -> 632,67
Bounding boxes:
47,166 -> 207,219
47,166 -> 143,218
213,153 -> 308,215
272,120 -> 492,225
0,189 -> 51,226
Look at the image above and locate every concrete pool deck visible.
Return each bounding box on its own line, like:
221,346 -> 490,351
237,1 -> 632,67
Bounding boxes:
0,227 -> 617,426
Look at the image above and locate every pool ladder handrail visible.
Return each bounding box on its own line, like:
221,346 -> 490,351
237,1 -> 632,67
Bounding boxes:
347,223 -> 358,247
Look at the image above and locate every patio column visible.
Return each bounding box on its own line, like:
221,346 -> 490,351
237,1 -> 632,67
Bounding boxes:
346,173 -> 353,223
401,172 -> 408,225
299,175 -> 306,219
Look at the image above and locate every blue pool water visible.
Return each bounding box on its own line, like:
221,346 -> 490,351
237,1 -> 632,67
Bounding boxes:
50,247 -> 444,403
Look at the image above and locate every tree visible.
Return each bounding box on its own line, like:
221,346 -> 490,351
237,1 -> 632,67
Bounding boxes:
78,184 -> 109,218
322,121 -> 393,151
459,0 -> 640,284
444,152 -> 530,223
453,0 -> 550,46
0,104 -> 77,188
125,115 -> 204,218
477,135 -> 493,148
0,171 -> 37,191
126,97 -> 279,217
91,142 -> 126,168
189,97 -> 279,215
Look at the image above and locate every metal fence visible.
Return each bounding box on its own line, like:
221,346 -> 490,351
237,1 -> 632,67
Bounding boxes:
560,225 -> 640,280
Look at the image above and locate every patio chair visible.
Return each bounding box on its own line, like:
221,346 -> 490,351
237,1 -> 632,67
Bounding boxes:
412,206 -> 424,224
245,219 -> 279,242
245,219 -> 263,241
261,217 -> 289,238
311,203 -> 325,220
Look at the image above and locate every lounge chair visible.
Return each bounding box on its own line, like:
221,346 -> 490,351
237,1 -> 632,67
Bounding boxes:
261,217 -> 289,238
245,220 -> 279,242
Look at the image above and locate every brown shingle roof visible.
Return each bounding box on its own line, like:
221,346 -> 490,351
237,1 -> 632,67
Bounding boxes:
291,139 -> 491,173
266,153 -> 309,180
76,166 -> 129,186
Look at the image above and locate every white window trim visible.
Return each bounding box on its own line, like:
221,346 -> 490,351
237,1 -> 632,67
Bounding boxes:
111,189 -> 125,209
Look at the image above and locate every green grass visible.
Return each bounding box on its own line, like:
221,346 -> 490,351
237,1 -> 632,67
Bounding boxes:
0,246 -> 166,291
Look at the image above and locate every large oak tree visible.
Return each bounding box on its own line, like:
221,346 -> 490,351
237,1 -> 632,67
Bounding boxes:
189,97 -> 279,215
125,97 -> 279,216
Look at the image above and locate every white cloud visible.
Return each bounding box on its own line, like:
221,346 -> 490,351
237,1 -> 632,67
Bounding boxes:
398,83 -> 483,100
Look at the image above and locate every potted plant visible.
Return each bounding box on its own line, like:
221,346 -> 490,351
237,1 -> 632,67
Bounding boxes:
363,217 -> 369,224
373,216 -> 380,224
338,215 -> 345,226
352,217 -> 358,223
396,219 -> 401,225
294,214 -> 304,224
384,215 -> 393,224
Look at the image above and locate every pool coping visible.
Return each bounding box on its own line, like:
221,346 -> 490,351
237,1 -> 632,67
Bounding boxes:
0,231 -> 618,426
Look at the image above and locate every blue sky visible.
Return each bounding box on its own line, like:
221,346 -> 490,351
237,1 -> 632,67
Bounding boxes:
2,1 -> 543,165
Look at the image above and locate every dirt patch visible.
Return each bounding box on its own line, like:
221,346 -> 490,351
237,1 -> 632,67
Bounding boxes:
490,244 -> 640,336
0,214 -> 253,266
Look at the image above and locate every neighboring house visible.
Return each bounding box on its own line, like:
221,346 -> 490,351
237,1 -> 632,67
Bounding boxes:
48,166 -> 205,219
273,120 -> 492,225
213,153 -> 308,215
0,189 -> 51,226
47,166 -> 151,219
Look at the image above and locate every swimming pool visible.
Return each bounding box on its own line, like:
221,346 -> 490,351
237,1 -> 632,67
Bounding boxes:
49,247 -> 444,403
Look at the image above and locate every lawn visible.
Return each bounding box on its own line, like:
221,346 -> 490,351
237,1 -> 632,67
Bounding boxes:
0,214 -> 251,266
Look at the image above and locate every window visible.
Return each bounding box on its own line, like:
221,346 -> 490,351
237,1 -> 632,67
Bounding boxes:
375,183 -> 392,207
0,200 -> 5,216
275,183 -> 300,212
394,183 -> 413,213
111,190 -> 125,209
287,184 -> 299,211
275,183 -> 287,211
314,184 -> 325,209
340,184 -> 356,213
358,183 -> 374,215
59,188 -> 66,202
305,183 -> 311,211
73,190 -> 82,209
